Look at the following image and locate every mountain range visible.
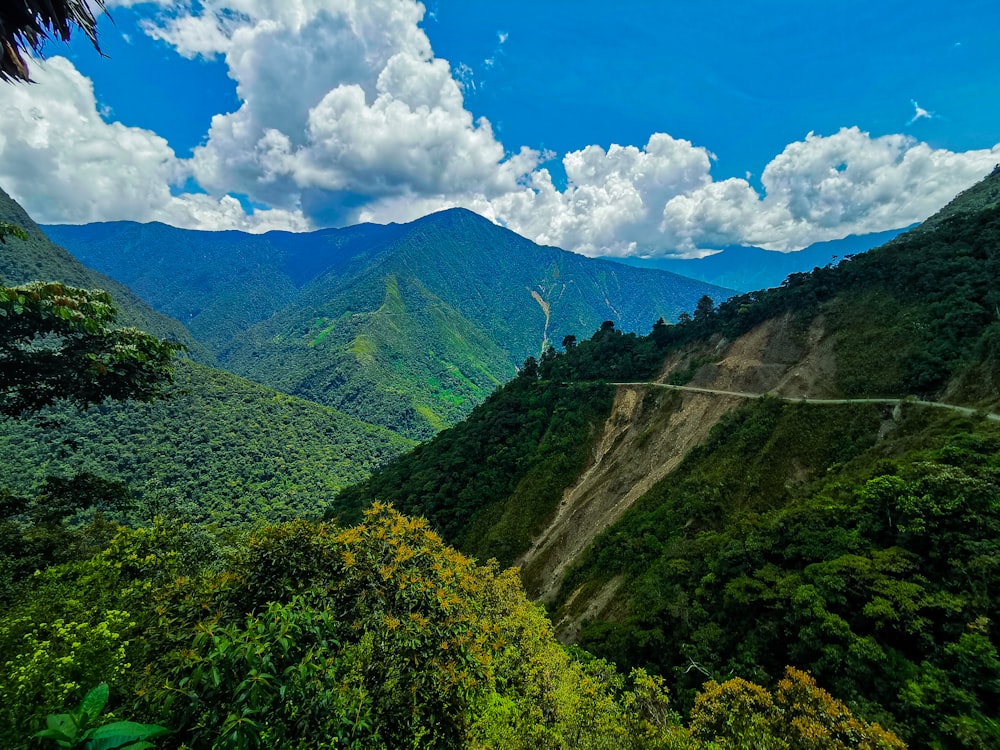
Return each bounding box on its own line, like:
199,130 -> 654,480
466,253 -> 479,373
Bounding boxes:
44,209 -> 733,438
5,167 -> 1000,746
603,226 -> 909,292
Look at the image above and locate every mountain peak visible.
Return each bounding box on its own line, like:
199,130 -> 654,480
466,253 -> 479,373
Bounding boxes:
411,206 -> 496,229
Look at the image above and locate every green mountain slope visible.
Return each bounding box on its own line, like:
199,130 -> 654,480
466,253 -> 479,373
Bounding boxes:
1,187 -> 413,523
0,188 -> 212,363
330,170 -> 1000,747
40,220 -> 408,354
0,360 -> 413,524
45,209 -> 733,438
219,209 -> 736,439
223,269 -> 515,438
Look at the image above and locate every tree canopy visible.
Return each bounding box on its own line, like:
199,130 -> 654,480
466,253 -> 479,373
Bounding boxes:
0,280 -> 183,417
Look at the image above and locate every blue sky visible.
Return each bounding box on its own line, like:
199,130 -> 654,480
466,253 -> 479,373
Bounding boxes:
3,0 -> 998,257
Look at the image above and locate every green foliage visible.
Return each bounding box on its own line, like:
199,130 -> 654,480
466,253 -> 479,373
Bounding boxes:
147,508 -> 507,748
0,221 -> 29,244
1,609 -> 137,743
116,506 -> 703,749
222,271 -> 516,439
331,377 -> 614,567
159,598 -> 375,749
0,474 -> 132,597
0,519 -> 223,744
34,682 -> 169,750
0,361 -> 414,525
0,500 -> 906,749
689,667 -> 904,749
0,281 -> 184,417
538,318 -> 668,383
564,402 -> 1000,747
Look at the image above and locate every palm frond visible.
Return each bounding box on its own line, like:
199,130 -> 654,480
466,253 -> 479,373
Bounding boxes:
0,0 -> 109,83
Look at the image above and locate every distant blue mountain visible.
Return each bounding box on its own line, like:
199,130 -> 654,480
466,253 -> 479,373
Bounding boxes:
601,227 -> 912,293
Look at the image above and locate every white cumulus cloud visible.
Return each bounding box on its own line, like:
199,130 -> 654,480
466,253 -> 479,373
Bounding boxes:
744,128 -> 997,250
490,128 -> 999,255
126,0 -> 539,224
0,57 -> 306,231
491,134 -> 715,255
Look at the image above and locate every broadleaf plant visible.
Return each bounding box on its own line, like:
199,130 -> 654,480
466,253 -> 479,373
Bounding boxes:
34,683 -> 169,749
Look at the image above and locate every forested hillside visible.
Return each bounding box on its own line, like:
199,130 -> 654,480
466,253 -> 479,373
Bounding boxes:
329,320 -> 671,565
47,208 -> 733,438
41,220 -> 408,354
331,170 -> 1000,748
0,188 -> 211,363
0,189 -> 415,524
0,360 -> 413,524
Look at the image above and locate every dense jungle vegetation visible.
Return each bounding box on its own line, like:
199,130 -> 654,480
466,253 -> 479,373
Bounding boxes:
0,188 -> 210,364
1,501 -> 904,749
565,401 -> 1000,747
0,260 -> 900,748
0,360 -> 414,524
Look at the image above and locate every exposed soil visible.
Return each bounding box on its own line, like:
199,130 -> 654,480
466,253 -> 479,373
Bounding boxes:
518,312 -> 849,639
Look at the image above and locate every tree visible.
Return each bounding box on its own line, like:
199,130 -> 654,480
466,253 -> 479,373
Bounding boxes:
689,667 -> 905,749
693,295 -> 715,323
0,281 -> 183,417
651,317 -> 670,347
1,0 -> 108,83
518,355 -> 539,379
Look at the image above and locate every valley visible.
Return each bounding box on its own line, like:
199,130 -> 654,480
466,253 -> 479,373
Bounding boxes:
327,169 -> 1000,746
3,3 -> 998,748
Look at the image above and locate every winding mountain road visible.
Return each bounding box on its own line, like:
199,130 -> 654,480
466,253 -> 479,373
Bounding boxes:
610,382 -> 1000,422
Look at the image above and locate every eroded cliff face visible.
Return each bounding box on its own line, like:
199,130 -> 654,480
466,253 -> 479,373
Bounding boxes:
516,311 -> 843,637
